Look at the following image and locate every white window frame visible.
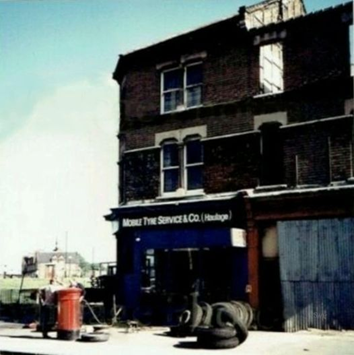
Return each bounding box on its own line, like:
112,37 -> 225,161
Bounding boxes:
259,42 -> 284,94
160,139 -> 180,197
183,137 -> 204,195
160,136 -> 204,197
161,62 -> 203,114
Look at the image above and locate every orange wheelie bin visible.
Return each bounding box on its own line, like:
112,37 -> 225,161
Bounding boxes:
57,288 -> 82,340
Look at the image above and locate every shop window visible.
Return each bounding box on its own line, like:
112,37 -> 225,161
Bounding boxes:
161,63 -> 202,113
259,43 -> 283,94
161,136 -> 203,196
141,249 -> 156,290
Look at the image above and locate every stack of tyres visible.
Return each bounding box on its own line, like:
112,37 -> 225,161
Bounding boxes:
195,305 -> 248,349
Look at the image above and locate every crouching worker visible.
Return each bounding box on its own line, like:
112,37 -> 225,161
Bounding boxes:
69,279 -> 86,325
39,278 -> 63,338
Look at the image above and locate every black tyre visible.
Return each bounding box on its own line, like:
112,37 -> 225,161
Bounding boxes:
230,301 -> 248,326
199,302 -> 212,326
79,332 -> 110,342
190,304 -> 203,330
213,307 -> 237,328
178,310 -> 191,325
213,308 -> 248,344
239,301 -> 254,328
198,336 -> 240,349
196,326 -> 236,339
211,302 -> 237,327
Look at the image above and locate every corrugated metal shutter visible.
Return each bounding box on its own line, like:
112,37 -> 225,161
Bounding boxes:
278,218 -> 354,331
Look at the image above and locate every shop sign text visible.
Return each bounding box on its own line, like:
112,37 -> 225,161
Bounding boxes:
121,211 -> 232,228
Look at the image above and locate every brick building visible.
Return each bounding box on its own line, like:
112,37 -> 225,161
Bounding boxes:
106,0 -> 354,330
22,246 -> 82,280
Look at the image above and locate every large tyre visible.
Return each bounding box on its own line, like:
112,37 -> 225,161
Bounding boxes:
178,310 -> 191,325
196,326 -> 236,339
198,336 -> 240,349
211,302 -> 237,327
190,304 -> 203,331
213,308 -> 248,344
230,301 -> 248,326
199,302 -> 212,326
239,301 -> 254,328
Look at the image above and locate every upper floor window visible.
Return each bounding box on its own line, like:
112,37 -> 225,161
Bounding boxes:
161,136 -> 203,196
260,43 -> 283,94
185,138 -> 203,190
161,63 -> 203,113
162,140 -> 180,193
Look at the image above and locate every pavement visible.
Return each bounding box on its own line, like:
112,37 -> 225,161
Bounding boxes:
1,322 -> 354,355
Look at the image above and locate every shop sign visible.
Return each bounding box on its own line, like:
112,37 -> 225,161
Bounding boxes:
121,210 -> 233,228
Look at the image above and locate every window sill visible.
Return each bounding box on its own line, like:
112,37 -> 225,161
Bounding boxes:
161,104 -> 203,115
253,92 -> 283,99
157,190 -> 205,201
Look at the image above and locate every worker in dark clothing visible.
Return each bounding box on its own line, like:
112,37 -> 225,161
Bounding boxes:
39,278 -> 63,338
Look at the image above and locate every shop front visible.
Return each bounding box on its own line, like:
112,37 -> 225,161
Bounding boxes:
106,194 -> 249,325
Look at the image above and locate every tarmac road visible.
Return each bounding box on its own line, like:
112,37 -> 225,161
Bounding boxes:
0,323 -> 354,355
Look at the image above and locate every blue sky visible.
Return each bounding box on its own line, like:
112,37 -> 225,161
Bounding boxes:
0,0 -> 348,273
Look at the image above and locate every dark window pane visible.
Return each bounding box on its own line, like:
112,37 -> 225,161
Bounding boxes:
164,90 -> 182,112
163,144 -> 179,167
187,166 -> 203,190
186,86 -> 202,107
186,65 -> 202,86
164,169 -> 179,192
164,69 -> 183,90
186,140 -> 203,164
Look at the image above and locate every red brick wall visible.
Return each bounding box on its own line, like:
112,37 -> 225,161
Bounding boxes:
284,15 -> 350,91
122,148 -> 160,202
282,116 -> 354,186
121,117 -> 353,202
204,132 -> 261,193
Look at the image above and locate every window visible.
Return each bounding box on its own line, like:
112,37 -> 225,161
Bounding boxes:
260,43 -> 283,94
185,138 -> 203,190
162,140 -> 180,193
161,63 -> 202,113
161,136 -> 203,195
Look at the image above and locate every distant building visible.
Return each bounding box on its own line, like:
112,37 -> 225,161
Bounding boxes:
22,245 -> 82,279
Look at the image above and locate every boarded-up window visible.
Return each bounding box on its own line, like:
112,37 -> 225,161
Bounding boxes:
260,43 -> 283,94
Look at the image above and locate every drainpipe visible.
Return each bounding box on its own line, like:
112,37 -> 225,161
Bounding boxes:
240,190 -> 260,309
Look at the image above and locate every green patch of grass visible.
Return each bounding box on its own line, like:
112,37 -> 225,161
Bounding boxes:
0,277 -> 91,290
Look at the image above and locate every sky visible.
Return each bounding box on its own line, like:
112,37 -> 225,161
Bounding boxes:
0,0 -> 348,274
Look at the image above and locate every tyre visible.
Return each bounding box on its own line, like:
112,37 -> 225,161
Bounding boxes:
190,304 -> 203,331
198,336 -> 240,349
199,302 -> 212,326
230,301 -> 248,326
239,301 -> 254,328
178,310 -> 191,325
211,302 -> 237,327
196,326 -> 236,339
213,307 -> 237,328
213,308 -> 248,344
79,332 -> 110,342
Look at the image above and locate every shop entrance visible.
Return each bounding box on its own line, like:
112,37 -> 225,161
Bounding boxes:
141,247 -> 242,304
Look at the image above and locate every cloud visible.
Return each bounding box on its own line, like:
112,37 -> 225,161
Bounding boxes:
0,76 -> 119,273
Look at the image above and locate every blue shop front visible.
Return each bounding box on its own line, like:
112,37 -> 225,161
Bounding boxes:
106,194 -> 249,325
